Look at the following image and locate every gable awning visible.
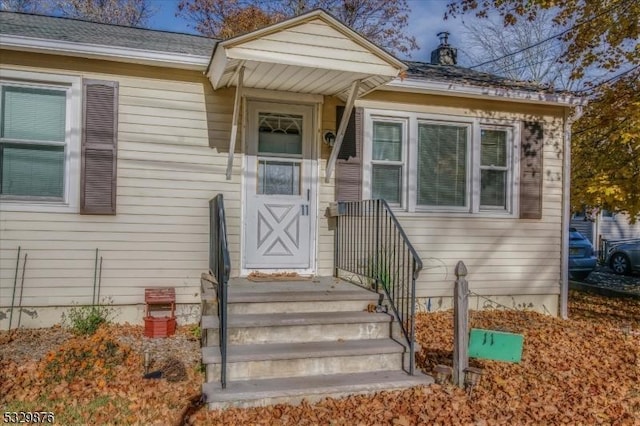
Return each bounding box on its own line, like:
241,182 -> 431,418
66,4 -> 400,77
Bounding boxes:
206,10 -> 406,180
206,9 -> 406,100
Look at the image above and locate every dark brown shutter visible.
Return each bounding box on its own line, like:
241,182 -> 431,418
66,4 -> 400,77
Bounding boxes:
81,79 -> 118,215
336,106 -> 356,160
520,121 -> 544,219
335,107 -> 363,201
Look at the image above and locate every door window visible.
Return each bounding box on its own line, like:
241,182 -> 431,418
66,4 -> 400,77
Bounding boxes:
257,113 -> 303,195
257,113 -> 303,157
257,160 -> 301,195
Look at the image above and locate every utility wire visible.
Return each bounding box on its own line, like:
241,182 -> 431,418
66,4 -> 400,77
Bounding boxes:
573,64 -> 640,94
468,0 -> 629,70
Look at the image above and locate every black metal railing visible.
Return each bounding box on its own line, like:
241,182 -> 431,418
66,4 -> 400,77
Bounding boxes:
334,199 -> 423,375
209,194 -> 230,389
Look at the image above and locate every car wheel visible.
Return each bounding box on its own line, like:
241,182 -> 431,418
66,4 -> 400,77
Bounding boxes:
610,253 -> 631,275
570,271 -> 590,281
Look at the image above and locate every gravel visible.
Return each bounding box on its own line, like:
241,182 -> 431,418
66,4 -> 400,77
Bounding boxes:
0,324 -> 201,370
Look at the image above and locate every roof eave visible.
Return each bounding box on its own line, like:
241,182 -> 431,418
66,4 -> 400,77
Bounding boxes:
385,77 -> 586,107
0,34 -> 211,71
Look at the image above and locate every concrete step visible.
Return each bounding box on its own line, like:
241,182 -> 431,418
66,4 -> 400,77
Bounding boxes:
203,370 -> 434,409
227,290 -> 379,314
202,339 -> 404,380
200,314 -> 219,347
201,311 -> 392,345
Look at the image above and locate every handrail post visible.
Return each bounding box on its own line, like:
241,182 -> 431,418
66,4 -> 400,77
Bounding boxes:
209,194 -> 230,389
334,204 -> 339,277
374,199 -> 380,293
453,261 -> 469,387
409,257 -> 417,375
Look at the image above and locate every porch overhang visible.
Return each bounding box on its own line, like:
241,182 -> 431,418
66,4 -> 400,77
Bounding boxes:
205,10 -> 406,180
206,10 -> 406,100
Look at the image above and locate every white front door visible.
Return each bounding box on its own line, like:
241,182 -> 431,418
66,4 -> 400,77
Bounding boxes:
243,101 -> 316,270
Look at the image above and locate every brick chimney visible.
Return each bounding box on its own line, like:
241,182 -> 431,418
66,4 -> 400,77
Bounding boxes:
430,32 -> 457,65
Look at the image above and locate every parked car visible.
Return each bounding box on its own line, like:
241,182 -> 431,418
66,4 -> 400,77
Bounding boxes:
605,240 -> 640,275
569,228 -> 597,280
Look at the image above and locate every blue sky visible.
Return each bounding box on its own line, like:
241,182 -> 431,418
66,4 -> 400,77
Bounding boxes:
146,0 -> 469,63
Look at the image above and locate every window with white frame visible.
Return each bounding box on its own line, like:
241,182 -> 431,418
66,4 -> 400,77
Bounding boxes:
479,126 -> 512,210
371,120 -> 404,204
365,110 -> 517,216
417,122 -> 469,208
0,71 -> 80,211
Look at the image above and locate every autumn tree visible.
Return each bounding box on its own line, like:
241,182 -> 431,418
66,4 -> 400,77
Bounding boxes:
176,0 -> 282,40
177,0 -> 418,56
0,0 -> 52,14
570,73 -> 640,219
1,0 -> 155,27
461,10 -> 578,90
55,0 -> 155,26
447,0 -> 640,219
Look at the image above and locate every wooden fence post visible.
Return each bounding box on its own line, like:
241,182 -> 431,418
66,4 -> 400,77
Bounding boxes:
453,261 -> 469,388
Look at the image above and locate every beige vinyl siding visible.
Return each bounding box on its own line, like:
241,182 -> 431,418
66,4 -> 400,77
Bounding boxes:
1,49 -> 567,319
316,97 -> 342,276
0,51 -> 242,310
225,21 -> 399,77
355,91 -> 566,300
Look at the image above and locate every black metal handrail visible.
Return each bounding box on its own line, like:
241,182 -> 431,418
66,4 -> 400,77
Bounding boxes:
334,199 -> 423,375
209,194 -> 230,388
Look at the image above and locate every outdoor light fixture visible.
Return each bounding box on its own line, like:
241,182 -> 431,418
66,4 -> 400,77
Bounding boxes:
323,130 -> 336,147
463,366 -> 484,396
433,364 -> 453,385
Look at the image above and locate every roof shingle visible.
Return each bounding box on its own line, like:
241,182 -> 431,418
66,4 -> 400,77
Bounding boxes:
0,11 -> 565,94
406,61 -> 559,94
0,11 -> 215,57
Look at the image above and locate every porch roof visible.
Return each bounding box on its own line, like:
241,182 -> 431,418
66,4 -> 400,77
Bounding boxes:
206,9 -> 407,101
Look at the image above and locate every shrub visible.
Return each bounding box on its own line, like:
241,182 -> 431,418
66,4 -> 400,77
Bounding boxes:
64,304 -> 114,336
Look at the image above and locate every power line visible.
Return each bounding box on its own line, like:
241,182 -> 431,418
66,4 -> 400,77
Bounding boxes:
573,65 -> 640,94
468,0 -> 629,70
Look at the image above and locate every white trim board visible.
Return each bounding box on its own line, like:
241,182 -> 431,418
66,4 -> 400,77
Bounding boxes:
0,69 -> 82,213
385,78 -> 585,107
0,35 -> 211,71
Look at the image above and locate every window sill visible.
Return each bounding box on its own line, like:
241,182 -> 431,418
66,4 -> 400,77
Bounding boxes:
393,209 -> 517,219
0,198 -> 79,214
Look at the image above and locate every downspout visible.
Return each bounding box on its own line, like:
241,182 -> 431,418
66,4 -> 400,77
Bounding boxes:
560,105 -> 583,319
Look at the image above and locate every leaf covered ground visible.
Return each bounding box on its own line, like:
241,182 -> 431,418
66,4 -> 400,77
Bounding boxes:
2,290 -> 639,425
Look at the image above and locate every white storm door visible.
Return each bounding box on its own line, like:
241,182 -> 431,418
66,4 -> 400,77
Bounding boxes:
244,102 -> 315,270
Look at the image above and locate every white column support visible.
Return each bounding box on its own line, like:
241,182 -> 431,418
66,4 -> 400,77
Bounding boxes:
226,66 -> 244,180
226,61 -> 245,88
324,79 -> 361,183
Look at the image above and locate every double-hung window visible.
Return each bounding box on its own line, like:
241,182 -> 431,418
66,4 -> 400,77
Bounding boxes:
370,120 -> 404,205
0,71 -> 80,211
480,127 -> 511,211
417,122 -> 469,209
364,109 -> 518,216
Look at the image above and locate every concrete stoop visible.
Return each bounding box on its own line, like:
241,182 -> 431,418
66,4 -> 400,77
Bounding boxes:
200,277 -> 433,409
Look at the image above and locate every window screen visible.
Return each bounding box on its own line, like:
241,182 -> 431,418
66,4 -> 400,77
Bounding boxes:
480,129 -> 508,208
371,121 -> 403,204
1,85 -> 67,199
417,123 -> 467,207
